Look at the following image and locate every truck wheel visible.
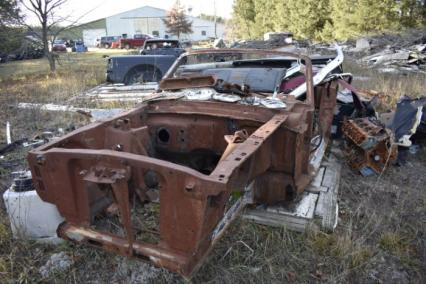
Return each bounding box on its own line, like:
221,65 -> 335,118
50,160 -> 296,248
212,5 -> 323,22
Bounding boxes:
104,43 -> 110,49
124,66 -> 162,85
125,44 -> 131,49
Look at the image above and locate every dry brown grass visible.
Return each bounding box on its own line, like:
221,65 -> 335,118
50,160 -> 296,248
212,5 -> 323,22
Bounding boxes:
0,53 -> 425,283
344,59 -> 426,109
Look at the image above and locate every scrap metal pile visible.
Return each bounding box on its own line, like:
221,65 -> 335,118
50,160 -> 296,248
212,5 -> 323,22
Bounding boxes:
348,30 -> 426,74
342,118 -> 398,176
12,47 -> 423,278
360,44 -> 426,74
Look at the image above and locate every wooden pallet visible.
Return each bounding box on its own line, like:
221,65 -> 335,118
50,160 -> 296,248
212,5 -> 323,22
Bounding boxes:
242,157 -> 341,232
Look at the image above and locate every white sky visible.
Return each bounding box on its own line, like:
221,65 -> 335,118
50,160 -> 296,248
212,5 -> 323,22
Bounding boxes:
23,0 -> 234,25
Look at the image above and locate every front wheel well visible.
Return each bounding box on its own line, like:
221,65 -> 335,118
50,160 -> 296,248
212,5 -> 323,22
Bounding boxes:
124,64 -> 163,85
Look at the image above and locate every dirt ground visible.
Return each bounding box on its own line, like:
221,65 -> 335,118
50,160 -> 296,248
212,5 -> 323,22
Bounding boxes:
0,51 -> 425,283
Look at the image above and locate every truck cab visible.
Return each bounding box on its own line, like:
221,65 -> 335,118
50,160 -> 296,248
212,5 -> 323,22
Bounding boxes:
140,39 -> 185,57
106,39 -> 186,85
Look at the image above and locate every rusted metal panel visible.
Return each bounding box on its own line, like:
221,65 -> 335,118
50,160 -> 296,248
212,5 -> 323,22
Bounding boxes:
342,117 -> 398,175
27,49 -> 340,278
159,76 -> 217,90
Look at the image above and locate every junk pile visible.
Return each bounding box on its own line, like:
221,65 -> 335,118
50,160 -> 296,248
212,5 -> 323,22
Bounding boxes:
346,30 -> 426,74
231,32 -> 294,49
19,48 -> 345,277
336,80 -> 426,175
360,45 -> 426,74
0,125 -> 65,159
308,29 -> 426,74
2,46 -> 426,278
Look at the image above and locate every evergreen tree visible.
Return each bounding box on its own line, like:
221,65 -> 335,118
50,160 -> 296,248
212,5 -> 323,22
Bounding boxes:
0,0 -> 23,53
162,1 -> 193,39
0,0 -> 21,26
284,0 -> 330,39
325,0 -> 358,40
231,0 -> 256,38
352,0 -> 398,34
399,0 -> 426,27
252,0 -> 278,38
273,0 -> 291,32
230,0 -> 426,41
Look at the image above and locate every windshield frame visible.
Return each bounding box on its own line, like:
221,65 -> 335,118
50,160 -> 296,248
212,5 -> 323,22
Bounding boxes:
162,48 -> 315,106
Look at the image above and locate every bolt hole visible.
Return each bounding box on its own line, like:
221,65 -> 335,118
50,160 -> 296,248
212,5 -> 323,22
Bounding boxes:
158,128 -> 170,143
235,157 -> 241,161
219,174 -> 225,178
241,152 -> 247,156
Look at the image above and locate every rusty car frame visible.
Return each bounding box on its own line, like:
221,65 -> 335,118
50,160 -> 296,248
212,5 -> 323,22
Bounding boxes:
28,48 -> 342,277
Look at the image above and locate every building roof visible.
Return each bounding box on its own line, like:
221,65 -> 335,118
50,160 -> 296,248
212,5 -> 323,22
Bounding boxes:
80,5 -> 223,27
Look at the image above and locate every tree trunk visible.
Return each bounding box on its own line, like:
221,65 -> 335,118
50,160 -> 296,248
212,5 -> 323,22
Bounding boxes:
47,52 -> 56,72
42,20 -> 56,72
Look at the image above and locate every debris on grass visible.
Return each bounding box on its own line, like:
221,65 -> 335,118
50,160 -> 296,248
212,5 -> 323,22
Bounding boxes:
39,252 -> 73,278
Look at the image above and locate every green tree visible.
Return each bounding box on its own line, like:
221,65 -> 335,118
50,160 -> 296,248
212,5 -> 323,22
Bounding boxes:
324,0 -> 398,40
199,13 -> 225,24
0,0 -> 21,26
0,0 -> 24,54
231,0 -> 256,38
162,1 -> 193,39
399,0 -> 426,27
252,0 -> 278,38
324,0 -> 358,40
273,0 -> 291,32
230,0 -> 426,41
352,0 -> 398,34
284,0 -> 330,39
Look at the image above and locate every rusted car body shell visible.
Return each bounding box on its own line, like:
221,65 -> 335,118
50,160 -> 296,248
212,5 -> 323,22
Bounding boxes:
27,49 -> 339,277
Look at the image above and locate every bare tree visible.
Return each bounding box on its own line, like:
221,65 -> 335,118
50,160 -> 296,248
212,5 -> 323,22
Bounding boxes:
162,1 -> 193,39
19,0 -> 74,72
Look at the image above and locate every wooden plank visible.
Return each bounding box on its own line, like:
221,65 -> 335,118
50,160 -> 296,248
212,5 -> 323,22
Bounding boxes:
265,193 -> 318,218
309,138 -> 327,171
93,83 -> 158,93
242,152 -> 341,233
306,167 -> 327,193
243,209 -> 310,232
314,162 -> 341,231
243,192 -> 319,232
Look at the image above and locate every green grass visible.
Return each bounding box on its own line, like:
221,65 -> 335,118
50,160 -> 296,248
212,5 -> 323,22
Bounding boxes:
0,51 -> 129,81
343,59 -> 426,109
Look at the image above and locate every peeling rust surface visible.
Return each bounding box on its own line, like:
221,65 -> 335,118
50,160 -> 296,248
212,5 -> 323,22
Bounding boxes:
27,49 -> 339,278
342,117 -> 398,174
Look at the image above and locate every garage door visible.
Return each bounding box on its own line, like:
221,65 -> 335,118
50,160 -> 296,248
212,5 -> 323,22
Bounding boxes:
83,29 -> 106,47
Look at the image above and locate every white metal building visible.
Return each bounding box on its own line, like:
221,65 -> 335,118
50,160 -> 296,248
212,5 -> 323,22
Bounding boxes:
82,6 -> 225,46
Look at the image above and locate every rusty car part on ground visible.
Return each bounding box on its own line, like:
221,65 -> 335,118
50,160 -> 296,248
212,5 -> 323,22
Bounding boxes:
27,48 -> 342,277
342,117 -> 398,175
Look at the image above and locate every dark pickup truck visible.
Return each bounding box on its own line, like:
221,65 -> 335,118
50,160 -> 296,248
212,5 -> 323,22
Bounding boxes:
106,39 -> 186,85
